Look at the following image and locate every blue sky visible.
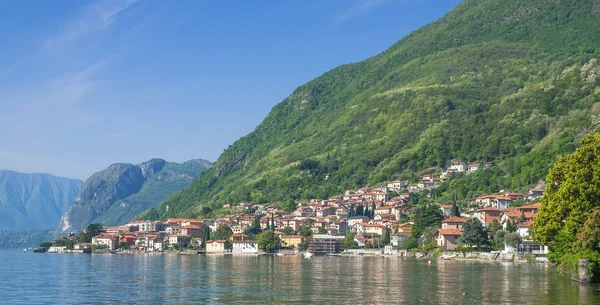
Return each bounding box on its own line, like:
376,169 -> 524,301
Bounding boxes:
0,0 -> 462,180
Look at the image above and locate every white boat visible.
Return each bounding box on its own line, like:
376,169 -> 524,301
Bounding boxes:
23,249 -> 27,253
303,252 -> 313,259
276,253 -> 284,256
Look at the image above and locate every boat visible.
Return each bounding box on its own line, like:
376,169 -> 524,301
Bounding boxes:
303,252 -> 313,259
275,253 -> 284,256
23,249 -> 27,253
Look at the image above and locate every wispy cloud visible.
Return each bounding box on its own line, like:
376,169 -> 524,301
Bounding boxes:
333,0 -> 391,26
44,0 -> 141,48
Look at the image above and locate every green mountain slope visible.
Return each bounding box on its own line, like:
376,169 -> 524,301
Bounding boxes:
0,170 -> 83,230
56,158 -> 210,234
148,0 -> 600,219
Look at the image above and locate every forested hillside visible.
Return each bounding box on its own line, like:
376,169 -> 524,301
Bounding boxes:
146,0 -> 600,219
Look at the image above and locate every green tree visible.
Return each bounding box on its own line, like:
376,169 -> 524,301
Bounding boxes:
344,233 -> 358,249
53,238 -> 75,249
257,230 -> 280,253
412,204 -> 443,238
494,230 -> 508,249
506,219 -> 517,232
401,236 -> 419,250
534,133 -> 600,246
487,219 -> 502,241
300,225 -> 313,238
356,204 -> 364,216
349,205 -> 356,217
420,227 -> 438,251
201,224 -> 210,250
503,232 -> 522,249
77,223 -> 103,243
318,227 -> 327,234
283,199 -> 296,214
39,242 -> 52,248
282,227 -> 294,234
451,201 -> 460,217
213,224 -> 233,240
118,242 -> 130,250
461,218 -> 488,248
576,207 -> 600,252
382,227 -> 391,245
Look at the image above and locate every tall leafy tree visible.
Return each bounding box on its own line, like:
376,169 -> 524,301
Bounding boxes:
356,204 -> 364,216
78,223 -> 103,243
534,133 -> 600,275
451,201 -> 460,217
382,227 -> 391,245
411,204 -> 443,238
257,230 -> 280,253
506,219 -> 517,232
461,218 -> 489,248
344,233 -> 358,249
213,224 -> 233,240
503,232 -> 522,249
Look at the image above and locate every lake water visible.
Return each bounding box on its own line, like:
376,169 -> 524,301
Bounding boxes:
1,251 -> 599,304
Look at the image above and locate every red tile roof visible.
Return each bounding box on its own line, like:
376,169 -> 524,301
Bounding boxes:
437,229 -> 462,236
442,216 -> 467,223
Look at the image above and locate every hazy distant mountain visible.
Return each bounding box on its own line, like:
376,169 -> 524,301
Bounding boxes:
0,170 -> 83,231
56,158 -> 211,235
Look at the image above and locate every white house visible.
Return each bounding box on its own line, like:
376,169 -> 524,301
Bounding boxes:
517,221 -> 533,239
449,161 -> 467,173
468,164 -> 482,173
92,234 -> 118,250
232,241 -> 258,254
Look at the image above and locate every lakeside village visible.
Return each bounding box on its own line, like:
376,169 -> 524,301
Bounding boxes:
43,160 -> 547,260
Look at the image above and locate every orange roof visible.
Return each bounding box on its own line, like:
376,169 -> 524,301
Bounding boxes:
437,229 -> 462,236
517,220 -> 533,227
520,203 -> 541,209
184,225 -> 202,229
442,216 -> 466,223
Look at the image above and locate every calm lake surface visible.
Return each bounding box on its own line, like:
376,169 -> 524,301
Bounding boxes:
1,250 -> 599,304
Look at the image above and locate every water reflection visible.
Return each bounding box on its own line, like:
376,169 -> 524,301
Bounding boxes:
1,251 -> 600,304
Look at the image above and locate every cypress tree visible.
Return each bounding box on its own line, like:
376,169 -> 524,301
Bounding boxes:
451,201 -> 460,217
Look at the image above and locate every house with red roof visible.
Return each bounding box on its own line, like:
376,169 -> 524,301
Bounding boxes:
436,229 -> 462,250
442,216 -> 467,230
473,208 -> 501,226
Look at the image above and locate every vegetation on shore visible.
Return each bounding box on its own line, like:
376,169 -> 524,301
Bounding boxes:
533,133 -> 600,280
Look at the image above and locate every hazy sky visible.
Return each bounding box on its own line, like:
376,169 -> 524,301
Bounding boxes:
0,0 -> 462,180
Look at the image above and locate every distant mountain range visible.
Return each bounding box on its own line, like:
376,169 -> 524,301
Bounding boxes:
56,158 -> 211,235
0,170 -> 83,231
